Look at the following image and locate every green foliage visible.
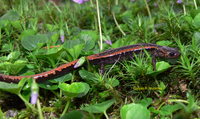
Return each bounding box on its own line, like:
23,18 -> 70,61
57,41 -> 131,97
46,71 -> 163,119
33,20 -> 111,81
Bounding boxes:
193,13 -> 200,29
159,104 -> 182,116
0,82 -> 20,94
146,61 -> 171,78
0,10 -> 20,21
19,29 -> 37,40
50,73 -> 72,83
60,110 -> 86,119
59,82 -> 90,98
0,59 -> 27,74
82,98 -> 115,118
74,56 -> 86,68
22,34 -> 48,50
79,69 -> 98,83
0,0 -> 200,118
120,103 -> 150,119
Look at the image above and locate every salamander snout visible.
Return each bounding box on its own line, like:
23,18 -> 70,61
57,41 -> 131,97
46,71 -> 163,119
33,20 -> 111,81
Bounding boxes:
156,46 -> 181,58
167,50 -> 181,58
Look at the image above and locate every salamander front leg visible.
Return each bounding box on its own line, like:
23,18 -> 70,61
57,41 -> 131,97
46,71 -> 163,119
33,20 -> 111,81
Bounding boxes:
100,63 -> 105,76
152,55 -> 157,71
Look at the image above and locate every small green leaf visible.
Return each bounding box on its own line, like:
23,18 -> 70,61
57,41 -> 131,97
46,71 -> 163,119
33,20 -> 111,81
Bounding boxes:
60,110 -> 86,119
160,82 -> 166,91
46,24 -> 54,31
71,27 -> 81,35
14,59 -> 27,64
1,44 -> 10,52
19,29 -> 37,40
38,81 -> 58,90
0,10 -> 20,21
0,56 -> 7,61
74,44 -> 84,59
156,41 -> 172,46
66,44 -> 84,60
112,5 -> 122,13
18,77 -> 29,88
21,90 -> 31,103
22,34 -> 48,50
81,50 -> 94,55
99,91 -> 109,99
59,82 -> 89,98
106,78 -> 119,88
0,82 -> 19,94
82,99 -> 115,113
79,31 -> 97,50
160,104 -> 182,116
63,39 -> 82,49
0,20 -> 9,28
190,9 -> 200,18
76,82 -> 90,98
193,13 -> 200,29
187,91 -> 198,112
45,32 -> 58,40
34,48 -> 65,63
7,51 -> 20,60
0,77 -> 27,94
121,10 -> 134,25
36,43 -> 46,50
182,15 -> 192,24
50,73 -> 72,83
51,33 -> 59,45
112,39 -> 123,48
0,107 -> 3,118
123,35 -> 136,46
149,107 -> 159,114
81,34 -> 95,50
146,61 -> 171,78
138,98 -> 153,108
119,24 -> 129,32
79,70 -> 98,82
0,60 -> 27,74
45,46 -> 62,54
11,20 -> 22,31
192,32 -> 200,47
29,18 -> 37,26
120,103 -> 150,119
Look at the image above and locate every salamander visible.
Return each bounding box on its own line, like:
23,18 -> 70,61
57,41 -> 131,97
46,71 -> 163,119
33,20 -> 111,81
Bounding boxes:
0,43 -> 181,83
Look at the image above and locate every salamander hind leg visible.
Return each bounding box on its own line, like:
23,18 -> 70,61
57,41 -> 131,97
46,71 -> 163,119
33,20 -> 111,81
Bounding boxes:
100,63 -> 105,76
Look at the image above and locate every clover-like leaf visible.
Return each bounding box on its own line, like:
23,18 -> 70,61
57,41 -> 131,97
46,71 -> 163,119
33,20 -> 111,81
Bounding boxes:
60,110 -> 86,119
0,60 -> 27,74
0,10 -> 20,21
19,29 -> 37,41
146,61 -> 171,78
120,103 -> 150,119
160,104 -> 182,116
21,34 -> 48,51
193,13 -> 200,29
138,98 -> 153,108
0,77 -> 28,95
82,99 -> 115,113
66,44 -> 85,60
59,82 -> 90,98
79,70 -> 98,83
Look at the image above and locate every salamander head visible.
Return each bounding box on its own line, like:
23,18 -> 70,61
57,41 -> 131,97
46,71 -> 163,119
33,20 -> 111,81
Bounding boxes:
154,46 -> 181,58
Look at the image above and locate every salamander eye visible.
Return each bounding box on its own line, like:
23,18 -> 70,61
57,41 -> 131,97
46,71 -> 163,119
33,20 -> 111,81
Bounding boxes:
169,52 -> 175,56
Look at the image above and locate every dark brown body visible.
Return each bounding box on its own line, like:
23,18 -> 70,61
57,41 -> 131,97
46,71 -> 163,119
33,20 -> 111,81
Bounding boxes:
0,43 -> 181,83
